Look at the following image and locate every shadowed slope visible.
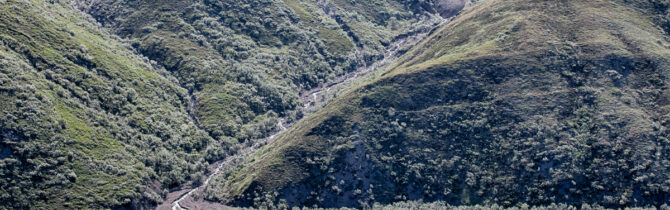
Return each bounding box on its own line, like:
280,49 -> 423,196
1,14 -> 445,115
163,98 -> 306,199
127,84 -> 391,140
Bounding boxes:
215,0 -> 670,208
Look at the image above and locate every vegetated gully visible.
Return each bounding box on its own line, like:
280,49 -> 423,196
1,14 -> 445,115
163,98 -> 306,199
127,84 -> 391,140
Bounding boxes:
164,17 -> 449,210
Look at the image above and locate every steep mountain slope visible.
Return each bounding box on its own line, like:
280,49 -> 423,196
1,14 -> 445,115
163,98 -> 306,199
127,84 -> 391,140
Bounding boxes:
0,0 -> 462,209
74,0 -> 447,145
0,0 -> 221,208
214,0 -> 670,208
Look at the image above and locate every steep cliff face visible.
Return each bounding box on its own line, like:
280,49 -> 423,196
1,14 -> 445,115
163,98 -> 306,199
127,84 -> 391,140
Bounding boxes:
216,0 -> 670,208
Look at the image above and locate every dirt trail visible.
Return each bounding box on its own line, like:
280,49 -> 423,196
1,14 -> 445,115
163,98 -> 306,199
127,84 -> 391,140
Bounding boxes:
161,16 -> 449,210
162,120 -> 286,210
300,21 -> 445,115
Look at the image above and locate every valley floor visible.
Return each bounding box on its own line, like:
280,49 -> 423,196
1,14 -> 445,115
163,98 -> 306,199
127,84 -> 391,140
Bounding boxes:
160,17 -> 450,210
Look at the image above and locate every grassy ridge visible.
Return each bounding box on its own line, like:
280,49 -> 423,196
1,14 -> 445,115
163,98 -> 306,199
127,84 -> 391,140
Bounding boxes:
217,0 -> 670,208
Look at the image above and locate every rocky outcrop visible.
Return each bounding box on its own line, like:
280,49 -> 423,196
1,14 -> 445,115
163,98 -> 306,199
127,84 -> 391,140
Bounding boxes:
434,0 -> 471,18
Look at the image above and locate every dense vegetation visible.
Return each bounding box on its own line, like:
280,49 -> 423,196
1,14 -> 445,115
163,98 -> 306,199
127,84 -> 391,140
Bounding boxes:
3,0 -> 670,209
0,0 -> 449,208
74,0 -> 445,143
212,0 -> 670,208
0,0 -> 218,208
241,200 -> 669,210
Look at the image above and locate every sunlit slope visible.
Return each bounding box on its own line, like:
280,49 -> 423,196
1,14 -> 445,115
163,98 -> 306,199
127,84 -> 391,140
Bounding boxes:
0,0 -> 216,208
216,0 -> 670,208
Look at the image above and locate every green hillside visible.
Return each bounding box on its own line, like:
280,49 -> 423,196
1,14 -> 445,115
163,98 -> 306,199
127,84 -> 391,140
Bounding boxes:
0,0 -> 220,208
213,0 -> 670,208
3,0 -> 670,209
74,0 -> 444,143
0,0 -> 448,208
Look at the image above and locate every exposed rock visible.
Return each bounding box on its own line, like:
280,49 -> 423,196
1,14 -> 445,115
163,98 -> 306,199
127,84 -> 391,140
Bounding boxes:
434,0 -> 470,18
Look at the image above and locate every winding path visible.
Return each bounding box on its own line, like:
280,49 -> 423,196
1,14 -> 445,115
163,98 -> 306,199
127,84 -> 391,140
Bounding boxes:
168,120 -> 286,210
165,16 -> 449,210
